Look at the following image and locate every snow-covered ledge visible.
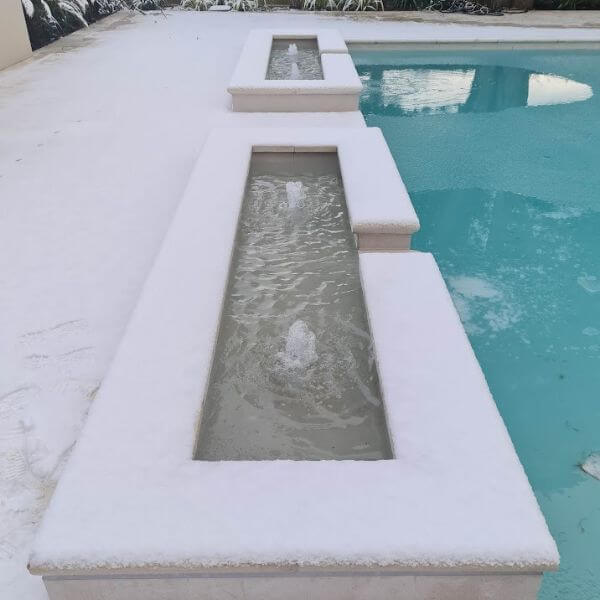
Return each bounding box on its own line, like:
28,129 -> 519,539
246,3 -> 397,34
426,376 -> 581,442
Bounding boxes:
228,30 -> 362,112
188,127 -> 417,250
29,129 -> 557,600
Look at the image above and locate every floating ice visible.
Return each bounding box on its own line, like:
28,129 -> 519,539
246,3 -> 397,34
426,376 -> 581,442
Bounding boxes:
278,320 -> 318,370
285,181 -> 305,209
290,62 -> 301,80
448,275 -> 501,300
581,453 -> 600,481
577,275 -> 600,294
287,43 -> 298,56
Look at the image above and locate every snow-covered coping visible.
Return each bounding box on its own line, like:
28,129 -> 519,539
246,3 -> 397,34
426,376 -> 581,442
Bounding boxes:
29,125 -> 556,599
228,29 -> 362,112
200,127 -> 417,250
349,40 -> 600,51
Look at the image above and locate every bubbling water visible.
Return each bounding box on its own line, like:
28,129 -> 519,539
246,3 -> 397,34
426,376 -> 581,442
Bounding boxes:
285,181 -> 305,209
278,320 -> 318,370
266,39 -> 322,81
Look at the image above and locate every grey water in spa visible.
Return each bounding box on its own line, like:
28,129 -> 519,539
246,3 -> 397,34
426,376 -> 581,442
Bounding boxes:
195,153 -> 391,461
266,39 -> 323,80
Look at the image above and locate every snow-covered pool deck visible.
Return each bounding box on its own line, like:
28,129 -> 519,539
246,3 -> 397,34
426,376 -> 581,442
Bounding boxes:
3,9 -> 598,599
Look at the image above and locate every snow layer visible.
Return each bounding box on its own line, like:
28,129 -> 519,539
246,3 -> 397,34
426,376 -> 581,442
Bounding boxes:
0,8 -> 586,597
168,126 -> 418,235
28,233 -> 558,573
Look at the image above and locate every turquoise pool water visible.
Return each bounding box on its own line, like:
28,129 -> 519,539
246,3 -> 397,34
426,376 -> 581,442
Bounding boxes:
353,49 -> 600,599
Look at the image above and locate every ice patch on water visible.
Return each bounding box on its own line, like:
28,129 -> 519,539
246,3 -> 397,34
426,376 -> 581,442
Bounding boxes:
448,295 -> 483,335
577,275 -> 600,294
448,275 -> 521,335
290,62 -> 300,80
285,181 -> 305,209
468,218 -> 489,250
448,275 -> 501,300
543,207 -> 582,220
581,453 -> 600,481
287,43 -> 298,56
277,320 -> 318,370
484,306 -> 521,332
583,327 -> 600,336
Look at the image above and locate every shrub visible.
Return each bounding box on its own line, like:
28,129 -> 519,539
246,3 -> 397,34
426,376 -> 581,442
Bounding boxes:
181,0 -> 213,7
181,0 -> 259,9
21,0 -> 164,50
302,0 -> 384,8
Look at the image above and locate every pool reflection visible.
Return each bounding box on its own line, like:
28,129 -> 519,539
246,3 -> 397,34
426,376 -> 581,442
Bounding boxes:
358,64 -> 592,115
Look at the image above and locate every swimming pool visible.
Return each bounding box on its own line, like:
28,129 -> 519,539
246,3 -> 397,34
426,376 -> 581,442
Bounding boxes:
353,48 -> 600,599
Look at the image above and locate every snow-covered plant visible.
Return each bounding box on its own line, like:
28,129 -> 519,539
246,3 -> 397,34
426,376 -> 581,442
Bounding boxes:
181,0 -> 214,9
302,0 -> 339,8
226,0 -> 258,10
22,0 -> 35,17
123,0 -> 164,9
21,0 -> 92,49
95,0 -> 123,14
340,0 -> 383,9
22,0 -> 166,49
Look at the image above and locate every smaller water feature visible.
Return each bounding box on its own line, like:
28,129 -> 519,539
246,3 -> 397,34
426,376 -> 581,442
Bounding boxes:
267,38 -> 323,81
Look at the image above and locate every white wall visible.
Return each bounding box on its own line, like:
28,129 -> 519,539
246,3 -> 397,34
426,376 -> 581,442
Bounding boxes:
0,0 -> 32,71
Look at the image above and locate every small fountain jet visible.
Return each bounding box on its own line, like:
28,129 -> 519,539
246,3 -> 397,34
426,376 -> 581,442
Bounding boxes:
290,61 -> 301,80
278,320 -> 318,370
285,181 -> 305,209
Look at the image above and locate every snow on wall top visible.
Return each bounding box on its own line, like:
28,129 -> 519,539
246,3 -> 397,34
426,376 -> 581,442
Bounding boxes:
29,127 -> 556,575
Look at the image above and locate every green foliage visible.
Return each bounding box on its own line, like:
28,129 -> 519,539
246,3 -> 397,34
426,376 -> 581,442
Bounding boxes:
227,0 -> 258,10
125,0 -> 164,9
181,0 -> 258,9
384,0 -> 430,8
555,0 -> 599,7
181,0 -> 213,8
340,0 -> 384,8
21,0 -> 167,50
22,0 -> 124,49
302,0 -> 383,8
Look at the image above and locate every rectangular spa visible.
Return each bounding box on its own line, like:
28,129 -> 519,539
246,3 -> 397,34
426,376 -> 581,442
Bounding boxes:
195,152 -> 391,461
29,128 -> 557,600
228,30 -> 362,112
